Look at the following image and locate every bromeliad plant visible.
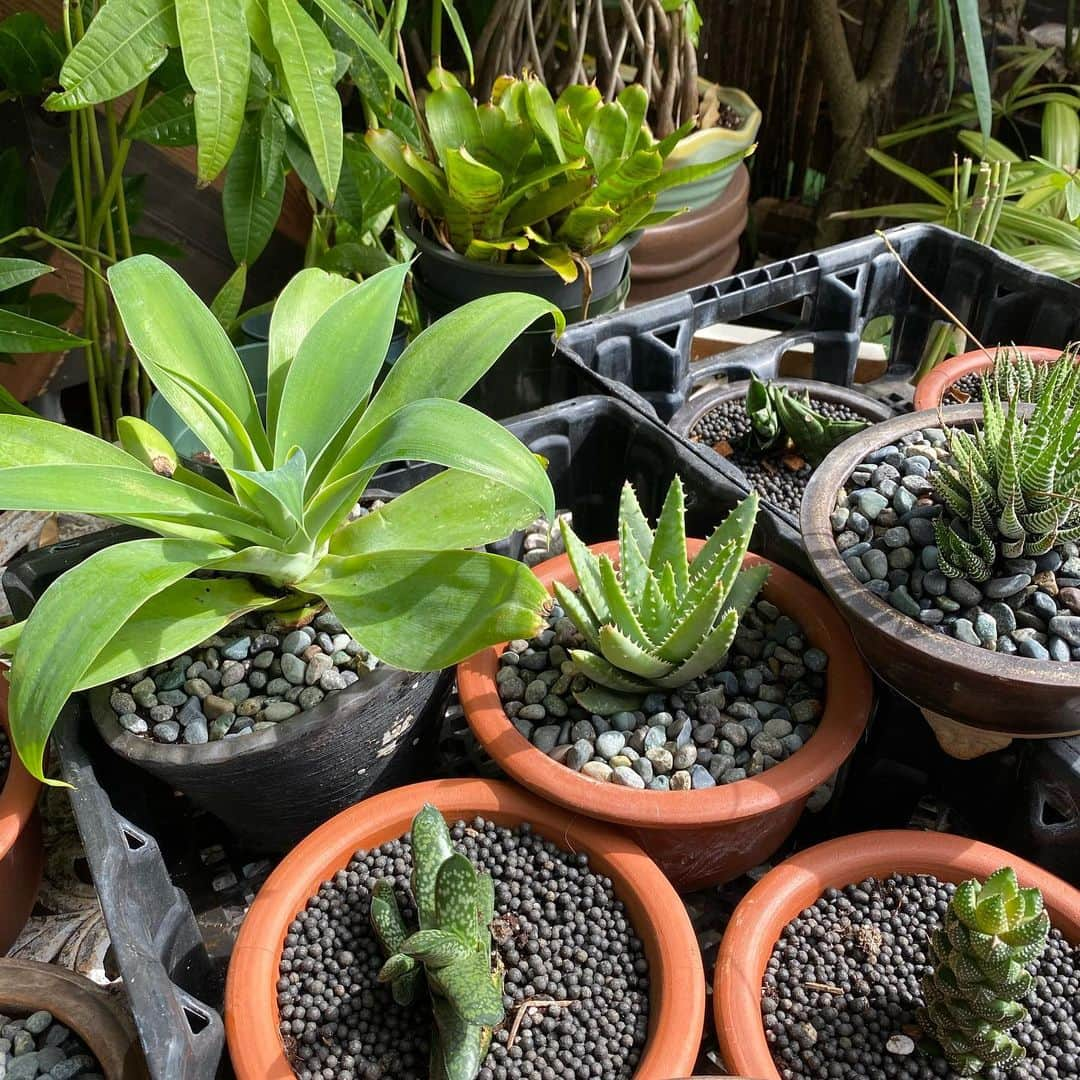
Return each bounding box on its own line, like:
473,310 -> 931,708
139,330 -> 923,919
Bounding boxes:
371,804 -> 503,1080
0,254 -> 562,782
932,355 -> 1080,579
919,867 -> 1050,1076
367,69 -> 751,282
744,375 -> 869,466
554,478 -> 768,712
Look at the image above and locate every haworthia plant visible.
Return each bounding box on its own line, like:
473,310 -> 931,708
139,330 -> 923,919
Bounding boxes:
0,254 -> 562,783
953,345 -> 1080,407
933,351 -> 1080,579
371,805 -> 503,1080
920,867 -> 1050,1076
556,477 -> 768,713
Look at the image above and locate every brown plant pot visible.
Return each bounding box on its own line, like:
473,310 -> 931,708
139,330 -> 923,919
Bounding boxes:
628,165 -> 750,306
457,541 -> 874,892
912,346 -> 1064,412
713,830 -> 1080,1080
225,778 -> 705,1080
0,673 -> 43,952
0,958 -> 148,1077
801,404 -> 1080,740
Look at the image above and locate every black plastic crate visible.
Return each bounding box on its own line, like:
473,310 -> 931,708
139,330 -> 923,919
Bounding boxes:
3,395 -> 807,1080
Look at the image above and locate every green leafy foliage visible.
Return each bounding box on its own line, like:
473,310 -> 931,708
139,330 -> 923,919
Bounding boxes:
0,257 -> 89,357
0,254 -> 562,782
744,375 -> 869,466
558,477 -> 767,699
371,805 -> 503,1080
920,867 -> 1050,1076
969,346 -> 1080,407
367,70 -> 752,281
933,348 -> 1080,580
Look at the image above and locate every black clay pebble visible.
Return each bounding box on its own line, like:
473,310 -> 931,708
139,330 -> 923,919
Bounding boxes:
278,818 -> 650,1080
690,395 -> 866,515
0,1009 -> 104,1079
762,873 -> 1079,1080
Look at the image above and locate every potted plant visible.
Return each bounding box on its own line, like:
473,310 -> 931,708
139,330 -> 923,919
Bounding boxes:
671,375 -> 893,521
802,355 -> 1080,756
0,254 -> 562,849
913,344 -> 1068,411
714,829 -> 1080,1080
0,957 -> 147,1078
0,675 -> 43,953
225,777 -> 705,1080
458,478 -> 873,891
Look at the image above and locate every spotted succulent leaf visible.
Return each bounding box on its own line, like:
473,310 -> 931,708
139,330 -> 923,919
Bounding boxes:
378,951 -> 419,982
430,952 -> 505,1026
430,994 -> 486,1080
371,878 -> 410,953
435,853 -> 481,946
402,929 -> 472,968
411,803 -> 455,931
476,872 -> 494,955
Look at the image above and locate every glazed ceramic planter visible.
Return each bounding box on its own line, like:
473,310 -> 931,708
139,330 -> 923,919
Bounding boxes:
225,778 -> 705,1080
802,404 -> 1080,740
0,674 -> 43,952
713,830 -> 1080,1080
458,541 -> 874,892
913,346 -> 1063,412
0,958 -> 148,1078
629,165 -> 749,304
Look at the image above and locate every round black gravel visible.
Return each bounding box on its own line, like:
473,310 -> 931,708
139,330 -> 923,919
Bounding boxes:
763,873 -> 1079,1080
945,372 -> 983,402
690,394 -> 867,515
0,728 -> 9,790
715,102 -> 745,129
0,1008 -> 104,1079
278,817 -> 650,1080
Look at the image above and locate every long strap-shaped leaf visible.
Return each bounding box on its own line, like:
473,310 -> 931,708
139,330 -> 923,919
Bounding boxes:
308,0 -> 404,92
9,538 -> 230,782
0,309 -> 89,353
0,414 -> 150,470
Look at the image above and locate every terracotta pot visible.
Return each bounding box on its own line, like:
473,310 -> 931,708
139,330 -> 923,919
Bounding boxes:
226,778 -> 704,1080
0,958 -> 148,1077
458,541 -> 874,891
713,829 -> 1080,1080
629,165 -> 749,305
802,404 -> 1080,740
0,673 -> 43,952
913,346 -> 1063,412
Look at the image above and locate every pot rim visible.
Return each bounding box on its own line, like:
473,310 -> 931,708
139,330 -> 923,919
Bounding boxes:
225,777 -> 705,1080
801,402 -> 1080,695
457,540 -> 873,829
912,346 -> 1064,412
0,673 -> 41,862
713,829 -> 1080,1080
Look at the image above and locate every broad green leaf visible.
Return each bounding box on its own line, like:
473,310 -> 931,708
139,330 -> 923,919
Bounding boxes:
329,469 -> 538,556
1043,101 -> 1080,171
365,129 -> 448,214
244,0 -> 275,60
0,309 -> 89,353
302,548 -> 549,670
128,84 -> 198,145
524,79 -> 566,164
176,0 -> 250,182
436,0 -> 473,82
0,258 -> 53,293
275,263 -> 408,468
426,66 -> 482,162
504,176 -> 593,231
0,13 -> 63,95
79,575 -> 279,689
227,447 -> 307,535
0,385 -> 36,418
258,101 -> 287,197
109,255 -> 267,468
266,269 -> 357,437
0,414 -> 152,470
117,415 -> 179,474
585,102 -> 628,178
444,148 -> 504,221
8,538 -> 229,781
316,241 -> 397,276
435,852 -> 479,943
522,230 -> 576,283
224,124 -> 286,265
210,263 -> 248,328
270,0 -> 343,204
616,84 -> 648,156
45,0 -> 178,111
309,0 -> 404,91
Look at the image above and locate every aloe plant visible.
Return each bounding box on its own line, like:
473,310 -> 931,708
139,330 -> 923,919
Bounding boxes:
920,867 -> 1050,1076
371,804 -> 503,1080
744,375 -> 868,466
933,355 -> 1080,579
0,254 -> 562,782
367,69 -> 751,282
554,478 -> 767,711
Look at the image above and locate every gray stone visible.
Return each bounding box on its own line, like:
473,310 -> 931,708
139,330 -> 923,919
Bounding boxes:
888,546 -> 915,570
222,636 -> 251,661
304,653 -> 333,686
220,660 -> 246,688
209,716 -> 234,740
265,677 -> 291,697
581,761 -> 613,783
645,747 -> 674,773
989,602 -> 1017,635
670,770 -> 692,791
612,765 -> 645,789
1049,636 -> 1072,662
153,667 -> 186,691
157,689 -> 187,707
1031,590 -> 1059,623
182,717 -> 208,744
953,619 -> 980,647
11,1030 -> 32,1054
280,653 -> 306,685
36,1046 -> 63,1071
861,549 -> 888,580
110,690 -> 136,715
672,744 -> 697,770
948,578 -> 983,606
596,731 -> 626,759
632,757 -> 654,784
883,526 -> 911,548
803,648 -> 828,673
184,677 -> 213,699
298,686 -> 325,710
1049,615 -> 1080,646
261,701 -> 300,722
907,517 -> 936,546
6,1052 -> 38,1079
566,740 -> 592,771
42,1025 -> 69,1048
281,629 -> 310,655
689,764 -> 716,789
974,613 -> 998,648
721,767 -> 747,784
518,704 -> 546,721
51,1056 -> 97,1080
888,586 -> 921,618
533,725 -> 561,753
610,711 -> 637,732
1018,638 -> 1050,660
320,669 -> 347,692
854,490 -> 889,520
984,574 -> 1031,600
203,694 -> 235,721
153,720 -> 181,742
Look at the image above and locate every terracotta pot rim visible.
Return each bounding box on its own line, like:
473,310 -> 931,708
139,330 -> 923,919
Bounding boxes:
0,673 -> 41,863
713,829 -> 1080,1080
912,346 -> 1064,412
457,540 -> 874,829
225,778 -> 704,1080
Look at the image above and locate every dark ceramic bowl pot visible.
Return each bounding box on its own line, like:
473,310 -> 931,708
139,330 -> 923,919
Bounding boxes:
802,403 -> 1080,740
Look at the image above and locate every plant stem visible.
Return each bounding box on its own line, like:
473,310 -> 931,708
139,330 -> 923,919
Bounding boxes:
430,0 -> 443,67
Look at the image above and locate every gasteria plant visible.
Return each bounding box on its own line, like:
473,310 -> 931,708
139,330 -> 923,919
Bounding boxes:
371,804 -> 503,1080
555,478 -> 767,709
933,356 -> 1080,580
367,69 -> 750,282
744,375 -> 868,466
0,254 -> 562,783
919,867 -> 1050,1076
